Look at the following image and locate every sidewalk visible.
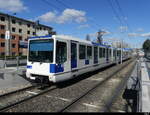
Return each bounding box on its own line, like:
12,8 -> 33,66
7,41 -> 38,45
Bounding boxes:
0,65 -> 31,95
141,58 -> 150,112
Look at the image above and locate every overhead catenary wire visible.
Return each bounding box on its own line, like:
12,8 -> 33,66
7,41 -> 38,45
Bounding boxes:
42,0 -> 63,12
114,0 -> 133,33
54,0 -> 103,29
107,0 -> 124,26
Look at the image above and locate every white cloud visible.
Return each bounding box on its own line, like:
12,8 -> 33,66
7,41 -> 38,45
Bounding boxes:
119,26 -> 128,32
0,0 -> 27,12
141,33 -> 150,37
128,32 -> 150,38
38,12 -> 56,23
38,9 -> 87,24
77,24 -> 90,29
128,33 -> 139,37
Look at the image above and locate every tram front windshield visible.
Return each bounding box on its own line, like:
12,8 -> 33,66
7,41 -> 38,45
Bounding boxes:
29,39 -> 54,63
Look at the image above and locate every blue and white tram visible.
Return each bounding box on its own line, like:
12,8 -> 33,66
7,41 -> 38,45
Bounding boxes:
26,35 -> 129,83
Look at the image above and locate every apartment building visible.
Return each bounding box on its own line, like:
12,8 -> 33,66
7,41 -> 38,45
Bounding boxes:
0,12 -> 56,56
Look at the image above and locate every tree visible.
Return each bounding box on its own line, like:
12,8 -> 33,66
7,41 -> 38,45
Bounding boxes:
143,39 -> 150,52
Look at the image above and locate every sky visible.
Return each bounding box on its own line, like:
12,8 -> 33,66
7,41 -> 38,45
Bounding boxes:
0,0 -> 150,48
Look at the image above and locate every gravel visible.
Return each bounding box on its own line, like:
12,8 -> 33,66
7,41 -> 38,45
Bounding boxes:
4,59 -> 134,112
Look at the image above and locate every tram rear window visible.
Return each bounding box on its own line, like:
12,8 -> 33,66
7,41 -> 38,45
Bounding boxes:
29,39 -> 54,63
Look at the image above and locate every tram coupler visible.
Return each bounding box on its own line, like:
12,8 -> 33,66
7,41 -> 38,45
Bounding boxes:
35,76 -> 50,85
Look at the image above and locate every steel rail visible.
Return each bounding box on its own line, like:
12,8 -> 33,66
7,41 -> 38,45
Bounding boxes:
0,84 -> 57,112
58,59 -> 133,112
103,60 -> 136,112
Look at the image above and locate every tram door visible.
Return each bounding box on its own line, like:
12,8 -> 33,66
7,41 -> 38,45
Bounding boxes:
71,42 -> 77,70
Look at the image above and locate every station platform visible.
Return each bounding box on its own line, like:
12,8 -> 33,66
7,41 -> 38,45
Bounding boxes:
0,66 -> 31,95
140,58 -> 150,112
125,57 -> 150,112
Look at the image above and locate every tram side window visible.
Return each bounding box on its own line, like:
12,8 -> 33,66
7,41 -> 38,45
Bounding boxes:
79,45 -> 86,59
109,49 -> 111,57
87,46 -> 92,59
113,50 -> 116,57
94,47 -> 98,63
56,41 -> 67,64
117,50 -> 121,56
103,48 -> 105,57
99,47 -> 103,58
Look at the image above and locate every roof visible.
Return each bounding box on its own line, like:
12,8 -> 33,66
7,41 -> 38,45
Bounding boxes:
0,12 -> 52,30
28,35 -> 131,50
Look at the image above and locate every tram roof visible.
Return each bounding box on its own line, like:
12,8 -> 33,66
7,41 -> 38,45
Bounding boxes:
28,35 -> 131,50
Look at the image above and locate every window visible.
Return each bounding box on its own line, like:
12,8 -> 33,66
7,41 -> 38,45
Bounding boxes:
27,24 -> 30,27
0,17 -> 5,21
99,47 -> 103,58
94,47 -> 98,63
19,36 -> 22,40
0,25 -> 5,30
27,31 -> 30,34
106,48 -> 109,58
12,44 -> 16,48
19,52 -> 22,56
33,25 -> 35,28
56,41 -> 67,64
29,39 -> 54,63
33,32 -> 36,35
71,43 -> 77,60
87,46 -> 92,59
12,27 -> 16,32
19,22 -> 22,25
113,50 -> 116,57
117,50 -> 121,56
12,35 -> 16,40
19,29 -> 22,33
1,43 -> 5,47
103,48 -> 105,57
1,52 -> 5,56
12,19 -> 16,24
12,52 -> 16,56
79,45 -> 86,59
109,49 -> 111,57
1,34 -> 5,39
40,27 -> 42,30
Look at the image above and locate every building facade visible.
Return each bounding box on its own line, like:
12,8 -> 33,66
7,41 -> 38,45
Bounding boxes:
0,12 -> 55,57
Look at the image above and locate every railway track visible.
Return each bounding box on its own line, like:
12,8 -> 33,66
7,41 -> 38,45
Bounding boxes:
0,84 -> 57,111
58,59 -> 135,112
1,59 -> 134,112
